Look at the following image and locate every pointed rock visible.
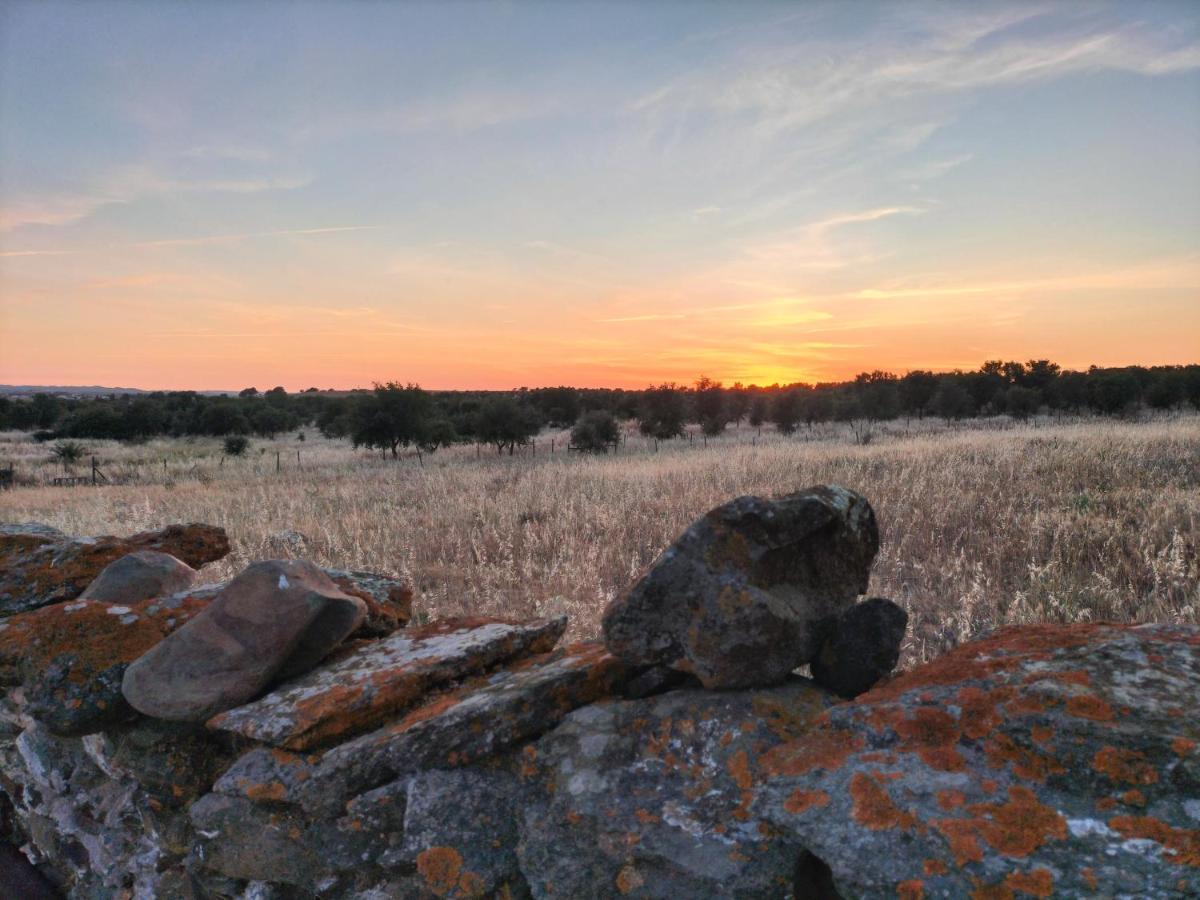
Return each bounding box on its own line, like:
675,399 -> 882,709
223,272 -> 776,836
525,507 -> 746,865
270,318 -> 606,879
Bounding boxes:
324,568 -> 413,637
0,523 -> 229,616
122,560 -> 365,722
603,484 -> 879,689
207,616 -> 567,750
80,550 -> 198,604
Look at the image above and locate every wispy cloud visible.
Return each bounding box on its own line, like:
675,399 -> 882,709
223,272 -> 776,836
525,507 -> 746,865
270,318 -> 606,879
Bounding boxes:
137,225 -> 383,248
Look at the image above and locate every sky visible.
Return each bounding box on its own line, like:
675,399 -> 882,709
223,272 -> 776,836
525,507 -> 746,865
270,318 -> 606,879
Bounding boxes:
1,1 -> 1198,391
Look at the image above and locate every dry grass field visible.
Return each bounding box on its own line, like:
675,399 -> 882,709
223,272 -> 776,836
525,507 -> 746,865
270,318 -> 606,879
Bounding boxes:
1,416 -> 1196,668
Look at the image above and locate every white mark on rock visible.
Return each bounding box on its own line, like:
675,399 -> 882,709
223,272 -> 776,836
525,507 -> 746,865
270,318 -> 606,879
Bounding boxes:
1067,818 -> 1116,839
278,575 -> 290,590
105,606 -> 133,615
63,601 -> 88,612
1184,799 -> 1200,822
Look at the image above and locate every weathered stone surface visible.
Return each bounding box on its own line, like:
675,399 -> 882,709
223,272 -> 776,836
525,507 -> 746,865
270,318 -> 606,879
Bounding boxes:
0,523 -> 230,616
123,560 -> 365,722
79,550 -> 198,604
0,523 -> 67,561
757,622 -> 1200,898
325,567 -> 414,637
208,616 -> 567,750
216,642 -> 633,818
810,597 -> 908,699
395,760 -> 531,898
0,591 -> 214,735
602,484 -> 879,689
518,679 -> 839,899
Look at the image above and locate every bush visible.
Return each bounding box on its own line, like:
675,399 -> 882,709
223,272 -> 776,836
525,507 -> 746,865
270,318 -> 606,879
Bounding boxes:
223,435 -> 250,456
571,411 -> 619,452
51,440 -> 87,465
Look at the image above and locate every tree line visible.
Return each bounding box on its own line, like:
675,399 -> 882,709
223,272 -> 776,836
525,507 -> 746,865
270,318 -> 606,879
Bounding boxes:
1,361 -> 1197,455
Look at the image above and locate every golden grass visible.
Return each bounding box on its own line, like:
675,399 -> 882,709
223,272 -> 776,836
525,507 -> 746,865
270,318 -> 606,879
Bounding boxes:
1,416 -> 1197,667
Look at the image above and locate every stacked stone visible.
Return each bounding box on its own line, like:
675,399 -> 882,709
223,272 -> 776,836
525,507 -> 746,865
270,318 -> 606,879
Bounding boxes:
0,486 -> 1197,900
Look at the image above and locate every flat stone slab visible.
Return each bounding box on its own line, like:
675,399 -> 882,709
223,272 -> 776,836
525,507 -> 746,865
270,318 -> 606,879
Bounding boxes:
0,523 -> 230,616
215,642 -> 633,817
0,523 -> 68,561
207,615 -> 568,750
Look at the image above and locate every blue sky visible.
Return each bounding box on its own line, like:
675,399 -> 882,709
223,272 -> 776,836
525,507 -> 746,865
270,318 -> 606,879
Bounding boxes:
1,1 -> 1197,389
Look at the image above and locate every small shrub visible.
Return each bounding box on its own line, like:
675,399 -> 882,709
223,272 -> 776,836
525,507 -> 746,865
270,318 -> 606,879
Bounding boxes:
31,430 -> 57,443
223,435 -> 250,456
51,440 -> 87,465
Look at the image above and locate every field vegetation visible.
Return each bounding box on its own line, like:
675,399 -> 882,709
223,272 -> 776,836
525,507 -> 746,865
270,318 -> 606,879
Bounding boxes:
1,414 -> 1196,669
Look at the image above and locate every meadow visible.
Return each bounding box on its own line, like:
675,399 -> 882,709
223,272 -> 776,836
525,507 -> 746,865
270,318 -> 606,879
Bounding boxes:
1,415 -> 1196,668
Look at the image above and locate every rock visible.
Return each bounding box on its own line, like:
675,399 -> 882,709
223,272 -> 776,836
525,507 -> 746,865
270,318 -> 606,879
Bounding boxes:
394,760 -> 531,898
216,642 -> 633,818
325,568 -> 414,637
122,560 -> 366,722
757,622 -> 1200,898
0,523 -> 67,561
518,678 -> 839,899
0,523 -> 230,616
602,485 -> 879,689
208,616 -> 567,750
0,591 -> 214,735
810,597 -> 908,699
79,550 -> 198,604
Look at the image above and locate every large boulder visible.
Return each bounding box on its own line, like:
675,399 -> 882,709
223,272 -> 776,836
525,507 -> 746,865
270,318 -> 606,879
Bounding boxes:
603,485 -> 879,689
757,622 -> 1200,898
0,523 -> 67,561
0,523 -> 230,616
518,678 -> 839,898
122,560 -> 366,721
79,550 -> 198,604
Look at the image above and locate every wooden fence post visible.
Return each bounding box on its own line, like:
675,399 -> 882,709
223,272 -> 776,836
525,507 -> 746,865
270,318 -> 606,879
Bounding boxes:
276,451 -> 281,473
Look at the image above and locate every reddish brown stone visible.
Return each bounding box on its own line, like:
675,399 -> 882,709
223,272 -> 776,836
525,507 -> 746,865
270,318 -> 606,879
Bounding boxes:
122,560 -> 364,722
80,550 -> 198,604
0,523 -> 229,616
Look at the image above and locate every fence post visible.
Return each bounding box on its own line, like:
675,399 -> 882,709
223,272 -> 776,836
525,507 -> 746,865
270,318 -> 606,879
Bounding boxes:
92,456 -> 98,485
297,449 -> 301,466
276,451 -> 281,473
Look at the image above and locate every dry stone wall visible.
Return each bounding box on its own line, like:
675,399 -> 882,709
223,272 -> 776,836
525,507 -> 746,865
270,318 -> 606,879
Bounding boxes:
0,486 -> 1196,899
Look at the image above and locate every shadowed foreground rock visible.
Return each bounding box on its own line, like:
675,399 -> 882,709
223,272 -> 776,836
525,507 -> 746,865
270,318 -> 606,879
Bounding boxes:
810,597 -> 908,699
0,523 -> 229,616
122,559 -> 365,721
603,484 -> 879,688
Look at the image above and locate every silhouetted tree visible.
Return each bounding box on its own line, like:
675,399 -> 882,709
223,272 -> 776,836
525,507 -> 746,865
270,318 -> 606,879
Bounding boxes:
571,410 -> 619,452
351,382 -> 434,458
639,383 -> 686,440
475,396 -> 540,455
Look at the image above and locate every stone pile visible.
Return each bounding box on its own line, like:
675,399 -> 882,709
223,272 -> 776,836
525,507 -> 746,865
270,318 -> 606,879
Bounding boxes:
0,486 -> 1195,899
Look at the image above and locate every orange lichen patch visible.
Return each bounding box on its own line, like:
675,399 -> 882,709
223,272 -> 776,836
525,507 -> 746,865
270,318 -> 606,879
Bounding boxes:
728,750 -> 754,821
1064,695 -> 1113,721
1092,746 -> 1159,785
783,789 -> 830,815
981,779 -> 999,794
850,772 -> 916,832
615,863 -> 644,894
1172,737 -> 1197,756
1081,868 -> 1098,889
970,787 -> 1068,857
1004,868 -> 1054,897
1029,726 -> 1053,746
1120,790 -> 1146,807
957,687 -> 1006,739
759,726 -> 864,778
1109,816 -> 1200,867
983,733 -> 1065,782
934,819 -> 985,866
923,859 -> 948,876
634,808 -> 660,824
1096,797 -> 1117,812
859,751 -> 899,765
416,846 -> 486,898
937,790 -> 966,811
1003,693 -> 1048,716
243,781 -> 286,802
897,879 -> 925,899
894,708 -> 967,772
968,882 -> 1013,900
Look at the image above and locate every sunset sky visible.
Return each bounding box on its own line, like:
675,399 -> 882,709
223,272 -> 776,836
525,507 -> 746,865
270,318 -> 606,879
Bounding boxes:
1,1 -> 1198,391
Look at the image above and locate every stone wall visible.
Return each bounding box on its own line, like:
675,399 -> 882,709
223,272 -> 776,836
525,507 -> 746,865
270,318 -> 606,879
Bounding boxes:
0,487 -> 1196,899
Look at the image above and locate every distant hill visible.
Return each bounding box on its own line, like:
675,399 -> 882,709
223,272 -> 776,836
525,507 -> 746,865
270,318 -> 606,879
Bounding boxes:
0,385 -> 234,398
